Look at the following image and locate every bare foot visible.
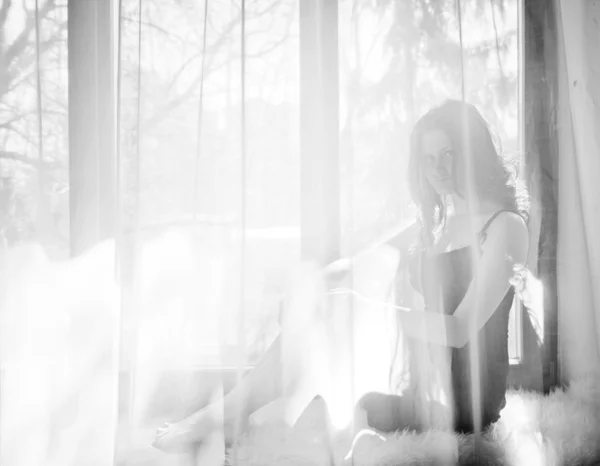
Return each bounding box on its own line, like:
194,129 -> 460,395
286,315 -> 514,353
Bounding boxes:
153,406 -> 219,453
152,400 -> 245,453
152,419 -> 205,453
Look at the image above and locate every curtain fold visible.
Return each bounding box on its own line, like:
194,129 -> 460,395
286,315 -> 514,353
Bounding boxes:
556,0 -> 600,382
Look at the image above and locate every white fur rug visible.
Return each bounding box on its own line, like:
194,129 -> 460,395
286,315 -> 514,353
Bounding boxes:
230,374 -> 600,466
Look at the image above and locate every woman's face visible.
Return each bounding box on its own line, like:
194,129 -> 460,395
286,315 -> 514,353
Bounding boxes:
420,129 -> 456,196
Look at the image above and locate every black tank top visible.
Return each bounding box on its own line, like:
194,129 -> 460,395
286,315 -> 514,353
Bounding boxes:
408,210 -> 520,433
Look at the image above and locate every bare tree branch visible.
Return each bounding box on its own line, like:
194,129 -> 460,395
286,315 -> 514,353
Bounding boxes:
0,150 -> 62,169
139,3 -> 293,133
0,2 -> 65,103
0,119 -> 31,141
164,10 -> 243,94
0,113 -> 31,129
11,28 -> 66,80
0,0 -> 12,32
246,32 -> 294,58
4,0 -> 56,67
121,17 -> 187,45
137,15 -> 244,132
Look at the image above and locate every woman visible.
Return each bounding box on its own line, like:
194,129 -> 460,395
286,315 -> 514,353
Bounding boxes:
153,99 -> 529,451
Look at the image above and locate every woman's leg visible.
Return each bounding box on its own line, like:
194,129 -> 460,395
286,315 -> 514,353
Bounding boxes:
356,392 -> 419,433
356,392 -> 451,434
153,252 -> 399,452
153,262 -> 326,453
153,335 -> 284,452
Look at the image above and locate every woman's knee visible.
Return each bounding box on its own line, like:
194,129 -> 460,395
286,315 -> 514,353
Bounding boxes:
355,392 -> 411,433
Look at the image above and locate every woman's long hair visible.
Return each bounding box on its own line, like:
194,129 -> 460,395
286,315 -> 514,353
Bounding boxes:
407,100 -> 529,247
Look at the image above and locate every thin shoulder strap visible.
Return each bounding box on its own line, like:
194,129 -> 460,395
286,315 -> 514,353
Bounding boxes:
478,209 -> 523,244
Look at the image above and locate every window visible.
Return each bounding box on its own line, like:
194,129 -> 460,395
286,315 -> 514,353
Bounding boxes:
117,0 -> 302,372
65,0 -> 545,404
338,0 -> 529,367
0,0 -> 69,256
0,0 -> 558,463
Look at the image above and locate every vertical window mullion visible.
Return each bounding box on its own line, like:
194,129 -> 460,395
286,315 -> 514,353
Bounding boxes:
299,0 -> 341,266
68,0 -> 116,256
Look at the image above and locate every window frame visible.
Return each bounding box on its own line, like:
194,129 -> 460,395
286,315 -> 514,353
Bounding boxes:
66,0 -> 560,392
68,0 -> 117,257
508,0 -> 560,393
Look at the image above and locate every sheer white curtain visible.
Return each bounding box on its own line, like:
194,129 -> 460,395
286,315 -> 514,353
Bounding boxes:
556,0 -> 600,382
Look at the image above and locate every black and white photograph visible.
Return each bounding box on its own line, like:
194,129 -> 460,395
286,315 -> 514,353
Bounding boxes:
0,0 -> 598,464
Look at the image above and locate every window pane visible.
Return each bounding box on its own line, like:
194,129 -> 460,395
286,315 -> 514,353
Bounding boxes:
338,0 -> 521,356
118,0 -> 300,373
0,0 -> 69,257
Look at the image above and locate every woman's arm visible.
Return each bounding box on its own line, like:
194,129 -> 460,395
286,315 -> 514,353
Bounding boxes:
395,212 -> 529,348
322,220 -> 419,285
